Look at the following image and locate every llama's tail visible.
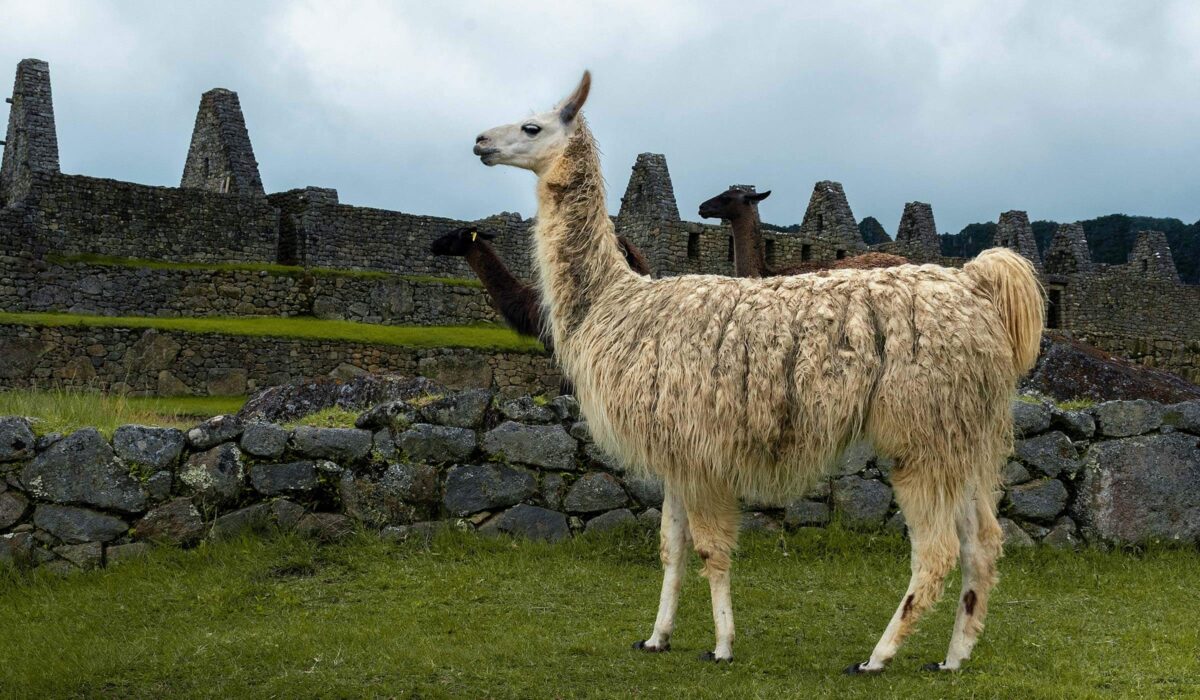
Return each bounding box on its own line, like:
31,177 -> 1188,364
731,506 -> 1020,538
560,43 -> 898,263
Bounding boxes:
964,248 -> 1045,374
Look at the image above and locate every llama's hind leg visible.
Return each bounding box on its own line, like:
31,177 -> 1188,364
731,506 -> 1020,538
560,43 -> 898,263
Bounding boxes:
634,480 -> 689,653
686,484 -> 740,662
846,478 -> 959,674
928,493 -> 1003,671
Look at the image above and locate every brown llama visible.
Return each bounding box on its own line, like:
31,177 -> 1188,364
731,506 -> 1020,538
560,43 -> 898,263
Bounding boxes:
698,187 -> 909,277
472,72 -> 1043,674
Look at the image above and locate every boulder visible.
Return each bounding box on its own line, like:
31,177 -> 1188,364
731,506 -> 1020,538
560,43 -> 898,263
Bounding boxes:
480,504 -> 570,543
835,441 -> 875,476
338,463 -> 437,526
1001,461 -> 1032,486
240,374 -> 443,424
145,471 -> 173,501
443,463 -> 537,517
541,473 -> 567,511
1024,334 -> 1200,404
397,424 -> 476,463
210,502 -> 274,540
112,425 -> 185,470
548,395 -> 580,421
564,472 -> 628,514
1092,400 -> 1164,438
784,500 -> 831,528
1043,516 -> 1079,550
1163,401 -> 1200,434
998,517 -> 1035,549
291,426 -> 372,462
1004,478 -> 1068,524
53,542 -> 103,570
1050,408 -> 1095,440
186,415 -> 244,450
0,490 -> 28,529
481,422 -> 576,470
135,498 -> 204,546
0,417 -> 35,462
639,508 -> 662,529
33,505 -> 128,544
250,461 -> 319,496
831,477 -> 892,528
239,423 -> 289,459
0,532 -> 35,565
355,400 -> 417,432
20,428 -> 148,513
1072,433 -> 1200,544
416,389 -> 493,429
1012,400 -> 1051,437
1013,431 -> 1079,478
584,508 -> 636,533
499,397 -> 556,424
742,512 -> 780,533
178,443 -> 246,507
584,444 -> 622,473
569,421 -> 591,443
624,474 -> 664,508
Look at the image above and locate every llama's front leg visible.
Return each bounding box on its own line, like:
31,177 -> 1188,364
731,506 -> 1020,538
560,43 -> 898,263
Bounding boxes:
688,488 -> 740,662
634,481 -> 689,653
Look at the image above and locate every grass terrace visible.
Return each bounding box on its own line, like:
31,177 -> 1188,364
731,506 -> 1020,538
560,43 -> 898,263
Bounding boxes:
0,389 -> 245,435
46,252 -> 485,288
0,312 -> 544,352
0,527 -> 1197,698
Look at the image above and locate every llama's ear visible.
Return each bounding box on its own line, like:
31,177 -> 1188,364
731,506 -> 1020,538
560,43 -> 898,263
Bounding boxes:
559,70 -> 591,124
747,190 -> 772,202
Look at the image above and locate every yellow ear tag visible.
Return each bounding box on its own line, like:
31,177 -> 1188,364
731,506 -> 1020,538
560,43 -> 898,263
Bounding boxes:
471,231 -> 477,242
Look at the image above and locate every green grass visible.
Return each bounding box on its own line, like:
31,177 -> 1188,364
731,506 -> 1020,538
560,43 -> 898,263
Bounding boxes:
0,389 -> 244,435
284,406 -> 361,429
47,252 -> 483,288
0,312 -> 544,352
1,528 -> 1197,698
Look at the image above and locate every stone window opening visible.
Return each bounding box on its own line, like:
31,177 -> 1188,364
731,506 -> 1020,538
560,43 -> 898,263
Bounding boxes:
765,239 -> 775,266
1141,259 -> 1148,273
816,213 -> 824,230
836,249 -> 846,260
801,244 -> 812,261
687,232 -> 700,259
1047,288 -> 1063,329
202,157 -> 209,178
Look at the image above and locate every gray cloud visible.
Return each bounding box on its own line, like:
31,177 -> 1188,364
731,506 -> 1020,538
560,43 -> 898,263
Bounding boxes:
3,0 -> 1198,234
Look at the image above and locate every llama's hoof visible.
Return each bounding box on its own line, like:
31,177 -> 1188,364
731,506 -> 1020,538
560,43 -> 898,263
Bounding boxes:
922,661 -> 950,672
632,640 -> 670,653
843,662 -> 882,675
698,651 -> 732,663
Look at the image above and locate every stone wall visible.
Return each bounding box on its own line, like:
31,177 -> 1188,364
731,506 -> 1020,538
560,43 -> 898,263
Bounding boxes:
0,261 -> 499,327
0,325 -> 559,397
1,390 -> 1196,573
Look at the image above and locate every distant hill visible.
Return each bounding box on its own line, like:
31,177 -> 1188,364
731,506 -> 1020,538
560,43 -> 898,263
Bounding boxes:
858,216 -> 891,244
940,215 -> 1199,284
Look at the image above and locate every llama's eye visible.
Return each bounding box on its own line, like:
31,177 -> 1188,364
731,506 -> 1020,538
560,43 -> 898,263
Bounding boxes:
522,124 -> 542,136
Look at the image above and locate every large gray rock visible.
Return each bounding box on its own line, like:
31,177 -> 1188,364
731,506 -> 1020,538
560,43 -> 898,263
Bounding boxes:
624,474 -> 664,507
1001,461 -> 1032,486
33,505 -> 128,544
338,463 -> 437,526
397,424 -> 476,463
998,517 -> 1035,549
0,490 -> 28,529
784,500 -> 831,528
1005,478 -> 1068,524
835,441 -> 875,476
239,374 -> 442,423
0,417 -> 35,462
499,397 -> 556,424
417,389 -> 493,428
1014,431 -> 1079,478
1092,400 -> 1163,438
209,499 -> 304,540
112,425 -> 185,470
1073,433 -> 1200,544
548,395 -> 580,421
585,508 -> 635,533
564,472 -> 628,514
355,400 -> 417,432
831,477 -> 892,528
179,443 -> 246,507
239,423 -> 289,459
481,421 -> 576,470
54,542 -> 103,570
584,444 -> 622,473
186,415 -> 244,450
21,428 -> 148,513
135,498 -> 204,546
1012,400 -> 1052,437
443,463 -> 537,517
251,461 -> 319,496
291,426 -> 372,462
480,504 -> 570,543
1050,408 -> 1096,440
1163,401 -> 1200,434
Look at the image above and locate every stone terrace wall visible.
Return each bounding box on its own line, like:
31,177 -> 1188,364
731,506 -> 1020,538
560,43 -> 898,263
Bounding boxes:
0,326 -> 559,398
0,261 -> 500,327
1,390 -> 1197,573
24,174 -> 279,264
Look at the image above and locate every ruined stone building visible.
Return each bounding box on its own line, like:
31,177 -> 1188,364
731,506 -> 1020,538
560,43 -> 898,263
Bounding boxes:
1,59 -> 1197,395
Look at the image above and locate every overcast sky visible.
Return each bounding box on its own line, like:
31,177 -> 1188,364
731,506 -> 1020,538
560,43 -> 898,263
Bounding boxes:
3,1 -> 1199,234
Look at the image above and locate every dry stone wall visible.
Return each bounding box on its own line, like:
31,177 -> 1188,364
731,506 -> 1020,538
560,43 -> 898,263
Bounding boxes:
2,390 -> 1197,574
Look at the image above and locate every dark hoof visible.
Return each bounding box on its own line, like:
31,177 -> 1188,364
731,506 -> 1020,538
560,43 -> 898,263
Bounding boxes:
843,662 -> 881,675
922,662 -> 945,672
698,651 -> 732,663
632,640 -> 670,653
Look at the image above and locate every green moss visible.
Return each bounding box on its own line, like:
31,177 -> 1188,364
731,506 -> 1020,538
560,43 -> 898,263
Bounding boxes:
1057,398 -> 1097,411
46,253 -> 483,288
0,389 -> 244,436
0,312 -> 544,353
285,407 -> 360,430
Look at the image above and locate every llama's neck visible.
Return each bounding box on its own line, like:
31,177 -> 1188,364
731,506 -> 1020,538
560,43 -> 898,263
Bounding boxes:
533,120 -> 632,345
464,242 -> 523,298
729,211 -> 767,278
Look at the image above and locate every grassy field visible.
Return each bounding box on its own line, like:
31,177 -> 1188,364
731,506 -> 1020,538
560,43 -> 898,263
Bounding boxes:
47,252 -> 484,288
0,312 -> 543,352
1,527 -> 1196,698
0,389 -> 244,435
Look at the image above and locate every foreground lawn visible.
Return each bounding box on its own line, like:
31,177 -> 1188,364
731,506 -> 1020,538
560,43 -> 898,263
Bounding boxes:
1,528 -> 1197,698
0,389 -> 244,435
0,312 -> 544,352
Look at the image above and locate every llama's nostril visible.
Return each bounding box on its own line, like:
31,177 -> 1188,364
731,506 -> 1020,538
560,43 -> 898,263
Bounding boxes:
475,134 -> 487,144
